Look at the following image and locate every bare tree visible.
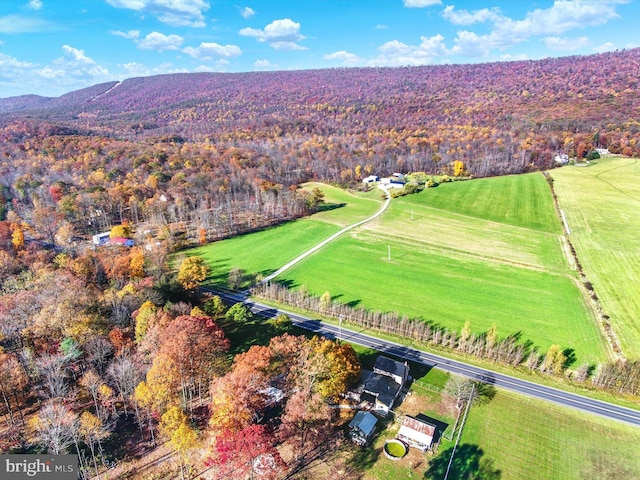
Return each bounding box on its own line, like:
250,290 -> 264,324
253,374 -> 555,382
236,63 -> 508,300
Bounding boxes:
30,402 -> 77,454
107,352 -> 143,416
36,353 -> 70,399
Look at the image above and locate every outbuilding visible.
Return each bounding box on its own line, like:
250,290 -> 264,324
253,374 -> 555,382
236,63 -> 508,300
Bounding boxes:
348,411 -> 378,446
397,415 -> 437,452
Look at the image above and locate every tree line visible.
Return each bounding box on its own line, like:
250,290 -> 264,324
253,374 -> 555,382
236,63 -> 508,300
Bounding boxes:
253,281 -> 640,397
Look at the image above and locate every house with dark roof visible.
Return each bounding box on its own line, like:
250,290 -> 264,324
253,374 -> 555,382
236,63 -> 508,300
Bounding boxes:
397,415 -> 437,452
360,356 -> 410,416
348,410 -> 378,446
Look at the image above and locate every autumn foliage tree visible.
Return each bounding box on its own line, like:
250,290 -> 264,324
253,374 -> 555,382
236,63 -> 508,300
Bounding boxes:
177,256 -> 208,291
207,425 -> 284,480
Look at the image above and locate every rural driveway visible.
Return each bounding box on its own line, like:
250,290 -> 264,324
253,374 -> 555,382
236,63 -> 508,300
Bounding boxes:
260,185 -> 391,283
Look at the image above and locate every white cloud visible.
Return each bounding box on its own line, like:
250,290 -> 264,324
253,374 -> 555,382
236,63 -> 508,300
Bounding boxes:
0,52 -> 34,71
324,50 -> 360,66
61,45 -> 94,63
239,18 -> 306,49
441,0 -> 626,56
111,29 -> 140,39
183,42 -> 242,59
403,0 -> 441,7
28,0 -> 43,10
500,53 -> 528,61
137,31 -> 184,51
0,14 -> 51,33
254,59 -> 276,69
494,0 -> 622,46
368,34 -> 447,66
442,5 -> 502,25
594,42 -> 617,53
543,36 -> 590,51
374,24 -> 388,30
450,30 -> 491,57
270,41 -> 307,51
120,62 -> 152,77
35,45 -> 109,81
105,0 -> 209,27
240,6 -> 255,18
194,60 -> 229,72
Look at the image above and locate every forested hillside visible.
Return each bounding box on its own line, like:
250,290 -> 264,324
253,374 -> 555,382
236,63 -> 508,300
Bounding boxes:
1,49 -> 639,246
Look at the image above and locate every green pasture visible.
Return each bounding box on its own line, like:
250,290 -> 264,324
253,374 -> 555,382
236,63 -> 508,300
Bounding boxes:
279,173 -> 606,363
550,157 -> 640,358
419,174 -> 562,233
278,230 -> 604,363
190,172 -> 609,363
462,389 -> 640,480
188,183 -> 381,287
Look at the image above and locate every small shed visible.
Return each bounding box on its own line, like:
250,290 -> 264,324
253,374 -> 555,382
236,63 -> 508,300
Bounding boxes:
349,411 -> 378,446
397,415 -> 437,452
92,231 -> 111,245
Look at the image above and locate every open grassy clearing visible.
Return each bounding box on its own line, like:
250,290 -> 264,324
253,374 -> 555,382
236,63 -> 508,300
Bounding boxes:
418,174 -> 562,233
278,231 -> 604,363
187,184 -> 381,287
550,157 -> 640,358
300,182 -> 384,227
277,173 -> 606,363
368,195 -> 567,272
190,172 -> 608,362
462,388 -> 640,480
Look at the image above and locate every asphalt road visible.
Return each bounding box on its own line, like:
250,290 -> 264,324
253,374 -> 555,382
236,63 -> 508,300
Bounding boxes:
209,289 -> 640,427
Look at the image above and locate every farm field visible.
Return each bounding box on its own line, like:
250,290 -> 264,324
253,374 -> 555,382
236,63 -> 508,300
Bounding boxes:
277,174 -> 608,363
189,183 -> 382,287
461,388 -> 640,480
550,157 -> 640,359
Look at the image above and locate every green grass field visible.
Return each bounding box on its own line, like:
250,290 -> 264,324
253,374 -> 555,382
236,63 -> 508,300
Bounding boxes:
188,183 -> 382,287
550,157 -> 640,359
277,174 -> 607,363
188,173 -> 610,363
462,389 -> 640,480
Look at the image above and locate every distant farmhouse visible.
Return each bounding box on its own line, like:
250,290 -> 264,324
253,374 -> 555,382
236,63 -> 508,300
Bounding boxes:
92,231 -> 134,247
362,175 -> 379,184
554,153 -> 569,165
380,173 -> 405,189
360,356 -> 410,416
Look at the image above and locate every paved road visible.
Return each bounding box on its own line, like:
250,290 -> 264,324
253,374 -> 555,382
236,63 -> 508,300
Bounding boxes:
208,289 -> 640,427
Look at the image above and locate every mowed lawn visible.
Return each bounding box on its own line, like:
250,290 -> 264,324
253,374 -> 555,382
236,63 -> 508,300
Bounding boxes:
462,389 -> 640,480
278,174 -> 608,363
189,183 -> 382,286
550,157 -> 640,359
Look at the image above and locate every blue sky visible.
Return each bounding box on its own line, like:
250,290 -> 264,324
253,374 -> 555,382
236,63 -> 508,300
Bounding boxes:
0,0 -> 638,98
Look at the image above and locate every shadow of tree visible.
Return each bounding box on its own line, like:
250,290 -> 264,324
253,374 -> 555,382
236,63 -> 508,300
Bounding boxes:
347,444 -> 381,473
563,348 -> 577,369
424,444 -> 501,480
316,202 -> 347,212
476,382 -> 497,405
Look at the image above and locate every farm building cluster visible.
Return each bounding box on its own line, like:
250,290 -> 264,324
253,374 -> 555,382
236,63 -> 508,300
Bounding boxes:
347,356 -> 441,454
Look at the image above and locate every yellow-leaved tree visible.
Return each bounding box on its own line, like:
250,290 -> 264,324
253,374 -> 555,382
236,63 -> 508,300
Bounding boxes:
177,256 -> 209,291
